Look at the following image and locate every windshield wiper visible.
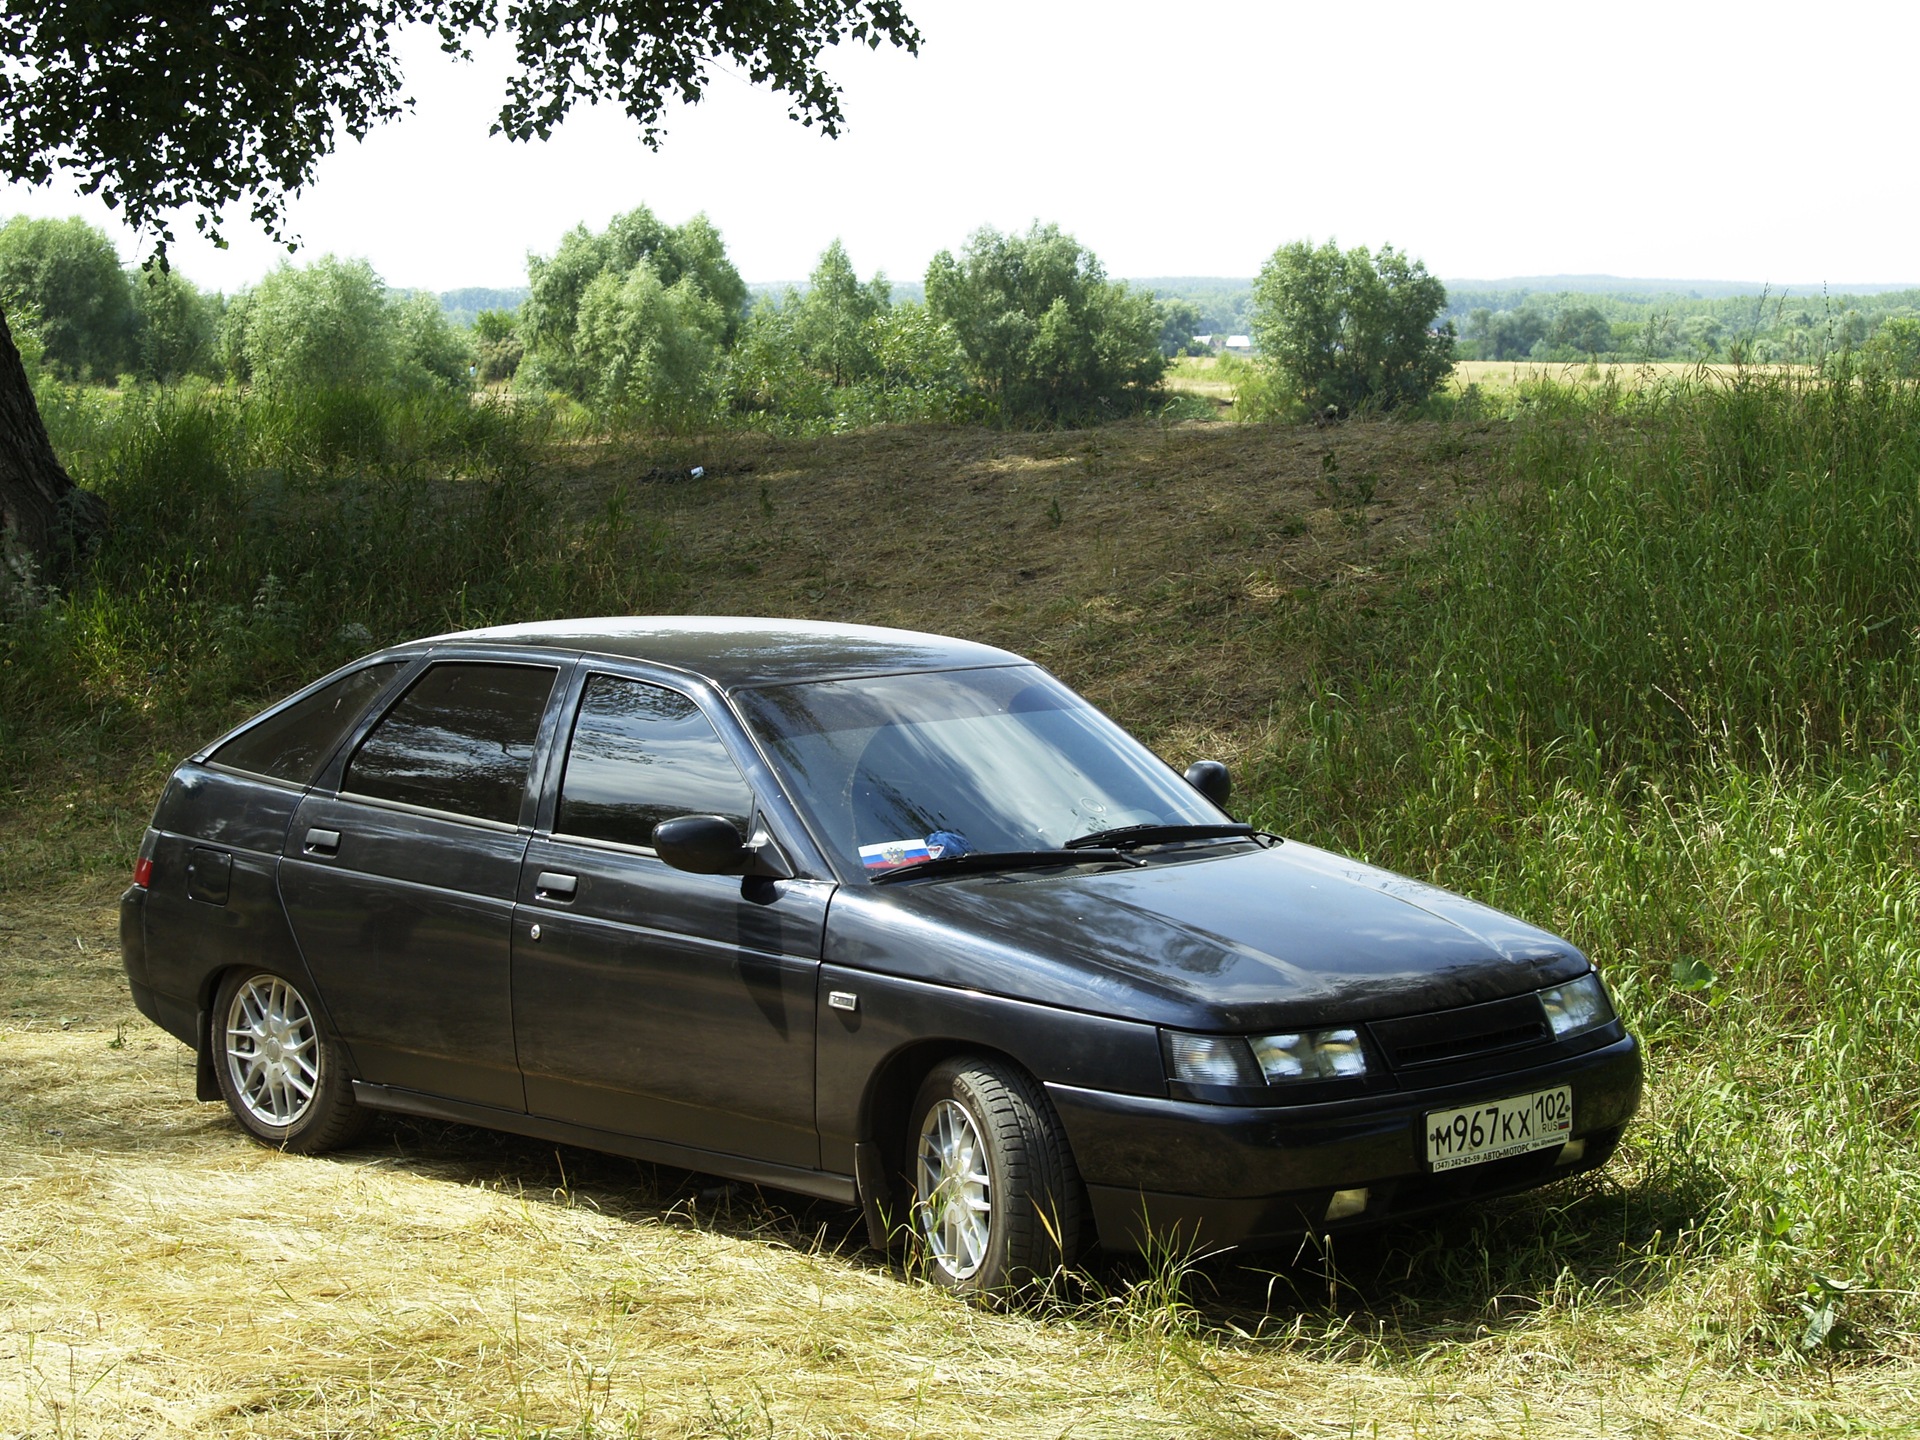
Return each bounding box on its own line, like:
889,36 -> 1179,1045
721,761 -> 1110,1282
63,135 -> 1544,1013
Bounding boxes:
869,847 -> 1141,885
1064,822 -> 1257,851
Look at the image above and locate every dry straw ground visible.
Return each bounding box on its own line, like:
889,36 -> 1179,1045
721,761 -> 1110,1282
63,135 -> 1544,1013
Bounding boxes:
5,418 -> 1915,1436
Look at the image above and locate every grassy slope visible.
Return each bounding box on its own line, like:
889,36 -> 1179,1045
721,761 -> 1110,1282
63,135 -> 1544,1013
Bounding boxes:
554,418 -> 1483,751
4,398 -> 1917,1436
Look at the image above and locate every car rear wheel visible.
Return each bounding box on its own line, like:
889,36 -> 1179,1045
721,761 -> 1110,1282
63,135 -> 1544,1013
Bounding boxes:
213,969 -> 367,1153
908,1056 -> 1085,1296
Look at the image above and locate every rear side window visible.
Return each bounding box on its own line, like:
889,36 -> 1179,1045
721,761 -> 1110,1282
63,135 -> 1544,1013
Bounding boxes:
210,662 -> 405,785
344,663 -> 558,824
557,676 -> 755,849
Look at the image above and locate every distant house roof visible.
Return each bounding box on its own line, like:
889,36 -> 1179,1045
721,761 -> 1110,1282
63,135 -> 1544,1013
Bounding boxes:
1224,335 -> 1253,351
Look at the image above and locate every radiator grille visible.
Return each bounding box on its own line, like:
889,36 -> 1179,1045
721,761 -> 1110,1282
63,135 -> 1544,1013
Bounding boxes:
1369,993 -> 1550,1071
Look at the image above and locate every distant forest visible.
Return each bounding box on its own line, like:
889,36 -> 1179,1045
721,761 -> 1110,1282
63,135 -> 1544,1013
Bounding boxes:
438,286 -> 530,328
1441,282 -> 1920,364
444,274 -> 1919,366
1125,275 -> 1920,363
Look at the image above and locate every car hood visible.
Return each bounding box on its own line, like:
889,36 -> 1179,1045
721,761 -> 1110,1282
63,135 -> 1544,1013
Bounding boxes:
824,839 -> 1588,1030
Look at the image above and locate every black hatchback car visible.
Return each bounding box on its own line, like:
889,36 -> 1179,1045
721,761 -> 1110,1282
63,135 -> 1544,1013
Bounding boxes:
121,617 -> 1641,1293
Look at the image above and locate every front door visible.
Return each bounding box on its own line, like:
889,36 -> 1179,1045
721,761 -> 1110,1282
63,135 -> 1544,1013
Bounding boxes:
511,674 -> 829,1169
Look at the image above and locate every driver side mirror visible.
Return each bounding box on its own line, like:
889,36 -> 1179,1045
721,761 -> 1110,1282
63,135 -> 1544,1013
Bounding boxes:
652,814 -> 793,879
1183,760 -> 1231,808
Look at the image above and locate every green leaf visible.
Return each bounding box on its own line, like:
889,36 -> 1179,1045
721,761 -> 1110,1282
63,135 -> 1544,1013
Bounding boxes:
1671,956 -> 1718,993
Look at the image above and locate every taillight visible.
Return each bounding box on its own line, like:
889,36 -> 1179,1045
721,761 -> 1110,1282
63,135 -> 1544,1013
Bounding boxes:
133,856 -> 153,889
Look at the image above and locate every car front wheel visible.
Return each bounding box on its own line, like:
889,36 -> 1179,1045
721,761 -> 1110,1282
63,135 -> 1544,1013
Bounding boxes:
212,969 -> 367,1153
909,1056 -> 1085,1295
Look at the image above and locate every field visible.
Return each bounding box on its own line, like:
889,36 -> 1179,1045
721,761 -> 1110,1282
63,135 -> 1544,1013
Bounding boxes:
1162,356 -> 1238,410
1449,359 -> 1788,389
5,375 -> 1920,1436
1163,357 -> 1798,419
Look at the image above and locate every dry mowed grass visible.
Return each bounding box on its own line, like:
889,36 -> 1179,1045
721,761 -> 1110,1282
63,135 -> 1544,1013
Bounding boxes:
6,418 -> 1918,1436
4,916 -> 1908,1437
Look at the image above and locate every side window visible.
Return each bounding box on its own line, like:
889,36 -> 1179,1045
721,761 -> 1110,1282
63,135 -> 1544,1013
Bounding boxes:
557,676 -> 755,849
211,661 -> 405,785
344,663 -> 558,824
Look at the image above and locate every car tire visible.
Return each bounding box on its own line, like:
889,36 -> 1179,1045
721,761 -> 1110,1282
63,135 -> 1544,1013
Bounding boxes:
908,1056 -> 1086,1296
212,969 -> 367,1153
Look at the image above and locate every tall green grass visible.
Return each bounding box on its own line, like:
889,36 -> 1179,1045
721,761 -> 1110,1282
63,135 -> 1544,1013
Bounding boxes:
1,383 -> 680,883
1443,369 -> 1919,776
1250,369 -> 1920,1357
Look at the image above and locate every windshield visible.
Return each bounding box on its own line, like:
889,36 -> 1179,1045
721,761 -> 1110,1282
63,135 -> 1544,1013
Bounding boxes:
734,665 -> 1228,878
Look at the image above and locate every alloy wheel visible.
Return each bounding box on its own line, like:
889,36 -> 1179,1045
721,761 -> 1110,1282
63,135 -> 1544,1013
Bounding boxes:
915,1097 -> 993,1280
223,975 -> 321,1128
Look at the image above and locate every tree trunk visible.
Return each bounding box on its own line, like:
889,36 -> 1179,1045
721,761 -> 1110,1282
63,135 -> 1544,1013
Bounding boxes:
0,303 -> 107,588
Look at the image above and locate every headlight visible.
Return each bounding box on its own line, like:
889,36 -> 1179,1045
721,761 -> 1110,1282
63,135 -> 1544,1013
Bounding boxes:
1162,1027 -> 1370,1087
1539,972 -> 1615,1039
1250,1028 -> 1369,1082
1160,1031 -> 1263,1087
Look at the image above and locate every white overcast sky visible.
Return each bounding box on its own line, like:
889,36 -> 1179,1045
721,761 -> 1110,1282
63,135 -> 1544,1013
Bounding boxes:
1,0 -> 1915,295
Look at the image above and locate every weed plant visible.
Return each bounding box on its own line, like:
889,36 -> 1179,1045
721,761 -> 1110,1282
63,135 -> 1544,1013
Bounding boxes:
1249,368 -> 1920,1359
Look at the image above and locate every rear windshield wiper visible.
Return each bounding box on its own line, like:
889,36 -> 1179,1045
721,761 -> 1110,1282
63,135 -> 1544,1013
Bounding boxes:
1064,822 -> 1257,851
869,847 -> 1141,885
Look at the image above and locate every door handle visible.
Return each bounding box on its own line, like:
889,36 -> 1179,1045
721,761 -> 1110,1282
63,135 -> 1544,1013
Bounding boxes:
535,871 -> 578,901
303,827 -> 341,856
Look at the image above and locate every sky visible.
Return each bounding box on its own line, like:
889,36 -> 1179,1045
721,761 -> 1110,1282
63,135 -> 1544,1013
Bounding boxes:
1,0 -> 1916,296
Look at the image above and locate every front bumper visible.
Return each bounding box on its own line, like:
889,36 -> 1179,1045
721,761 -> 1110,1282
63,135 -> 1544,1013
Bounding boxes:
1048,1032 -> 1642,1250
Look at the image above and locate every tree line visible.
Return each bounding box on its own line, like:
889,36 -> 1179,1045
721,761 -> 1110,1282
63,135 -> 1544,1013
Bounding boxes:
1445,284 -> 1920,367
0,0 -> 944,589
3,0 -> 1913,589
0,215 -> 470,392
0,209 -> 1465,437
0,210 -> 1173,429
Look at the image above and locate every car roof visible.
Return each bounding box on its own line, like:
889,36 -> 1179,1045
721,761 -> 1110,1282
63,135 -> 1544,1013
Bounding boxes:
413,616 -> 1026,689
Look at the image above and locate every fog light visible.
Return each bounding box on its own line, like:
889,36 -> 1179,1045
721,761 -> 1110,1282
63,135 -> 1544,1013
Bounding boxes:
1554,1139 -> 1587,1167
1324,1187 -> 1369,1222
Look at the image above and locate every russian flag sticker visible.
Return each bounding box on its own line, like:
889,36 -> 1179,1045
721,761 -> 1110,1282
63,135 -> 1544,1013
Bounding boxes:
860,837 -> 933,871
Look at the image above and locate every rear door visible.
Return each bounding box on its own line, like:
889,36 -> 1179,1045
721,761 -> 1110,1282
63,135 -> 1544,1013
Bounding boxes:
280,658 -> 567,1110
512,671 -> 830,1169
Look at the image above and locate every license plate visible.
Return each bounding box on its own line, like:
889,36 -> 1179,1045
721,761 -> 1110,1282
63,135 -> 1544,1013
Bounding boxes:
1424,1087 -> 1573,1172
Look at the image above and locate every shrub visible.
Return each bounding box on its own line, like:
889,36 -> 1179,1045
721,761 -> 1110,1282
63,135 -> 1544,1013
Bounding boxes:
926,222 -> 1165,425
242,256 -> 397,393
1249,239 -> 1452,418
522,205 -> 746,401
131,265 -> 217,382
573,259 -> 725,432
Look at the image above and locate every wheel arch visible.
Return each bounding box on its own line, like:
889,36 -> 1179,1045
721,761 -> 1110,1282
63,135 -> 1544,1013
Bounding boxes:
853,1037 -> 1078,1253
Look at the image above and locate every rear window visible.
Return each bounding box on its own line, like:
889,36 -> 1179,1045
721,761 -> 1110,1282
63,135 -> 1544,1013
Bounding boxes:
344,662 -> 558,824
209,662 -> 405,785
